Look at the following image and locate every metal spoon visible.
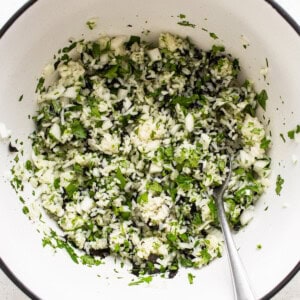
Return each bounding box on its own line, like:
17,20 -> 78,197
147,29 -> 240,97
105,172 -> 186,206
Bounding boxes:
214,158 -> 255,300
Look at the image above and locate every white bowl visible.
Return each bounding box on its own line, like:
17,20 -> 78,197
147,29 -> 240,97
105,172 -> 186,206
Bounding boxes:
0,0 -> 299,299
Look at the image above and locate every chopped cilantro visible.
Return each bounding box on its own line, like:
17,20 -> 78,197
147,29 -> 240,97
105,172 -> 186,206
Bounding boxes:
177,21 -> 196,28
104,65 -> 119,79
86,19 -> 97,30
279,133 -> 286,143
260,137 -> 271,149
71,120 -> 87,139
35,77 -> 45,93
25,160 -> 33,171
187,273 -> 195,284
137,192 -> 148,204
287,130 -> 295,139
65,182 -> 78,198
255,89 -> 268,111
170,94 -> 199,107
128,276 -> 153,286
92,42 -> 101,58
22,206 -> 29,215
147,181 -> 163,193
209,32 -> 218,39
80,255 -> 102,266
127,35 -> 140,47
62,42 -> 77,53
275,175 -> 284,196
116,168 -> 126,189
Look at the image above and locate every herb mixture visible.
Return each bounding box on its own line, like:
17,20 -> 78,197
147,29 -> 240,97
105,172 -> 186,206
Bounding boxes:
25,33 -> 271,277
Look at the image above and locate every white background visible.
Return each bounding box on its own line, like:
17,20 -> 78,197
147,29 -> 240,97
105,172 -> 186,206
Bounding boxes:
0,0 -> 299,299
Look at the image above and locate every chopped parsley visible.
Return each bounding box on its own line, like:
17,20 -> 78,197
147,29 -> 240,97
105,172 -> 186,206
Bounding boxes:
255,89 -> 268,111
287,125 -> 300,140
209,32 -> 218,39
260,137 -> 271,150
177,21 -> 196,28
187,272 -> 195,284
22,206 -> 29,215
86,18 -> 97,30
275,175 -> 284,196
128,276 -> 153,286
279,133 -> 286,143
80,255 -> 102,266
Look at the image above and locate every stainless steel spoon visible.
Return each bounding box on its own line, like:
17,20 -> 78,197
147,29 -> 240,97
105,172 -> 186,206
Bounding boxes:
214,159 -> 255,300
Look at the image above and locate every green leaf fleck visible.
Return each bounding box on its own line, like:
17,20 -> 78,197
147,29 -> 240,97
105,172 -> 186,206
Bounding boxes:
209,32 -> 218,39
279,133 -> 286,143
177,21 -> 196,28
287,130 -> 295,139
255,89 -> 268,111
275,175 -> 284,196
188,273 -> 195,284
116,167 -> 126,189
260,137 -> 271,149
71,120 -> 87,139
128,276 -> 153,286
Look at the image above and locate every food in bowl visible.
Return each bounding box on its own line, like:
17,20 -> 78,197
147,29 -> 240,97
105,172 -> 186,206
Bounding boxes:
12,32 -> 271,277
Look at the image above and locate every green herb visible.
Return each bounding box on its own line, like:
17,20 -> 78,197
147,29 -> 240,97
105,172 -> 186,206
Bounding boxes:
178,14 -> 186,19
166,232 -> 177,243
62,42 -> 77,53
207,200 -> 218,222
187,273 -> 195,284
116,168 -> 126,189
275,175 -> 284,196
92,42 -> 101,58
177,21 -> 196,28
147,181 -> 163,193
80,255 -> 102,266
137,192 -> 148,204
260,137 -> 271,149
104,65 -> 119,79
54,178 -> 60,189
43,231 -> 79,264
25,160 -> 32,171
22,206 -> 29,215
211,45 -> 225,55
170,95 -> 199,107
71,120 -> 87,139
128,276 -> 153,286
279,133 -> 286,143
200,248 -> 212,264
287,125 -> 300,139
209,32 -> 218,39
18,95 -> 24,102
287,130 -> 295,139
256,244 -> 262,250
86,19 -> 97,30
35,77 -> 45,93
255,89 -> 268,111
127,36 -> 140,47
65,182 -> 78,198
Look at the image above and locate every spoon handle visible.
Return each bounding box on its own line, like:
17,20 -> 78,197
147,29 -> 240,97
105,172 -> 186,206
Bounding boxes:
217,201 -> 256,300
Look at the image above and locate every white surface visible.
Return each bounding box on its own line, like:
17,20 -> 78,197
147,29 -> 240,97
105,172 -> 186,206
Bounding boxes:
0,0 -> 299,299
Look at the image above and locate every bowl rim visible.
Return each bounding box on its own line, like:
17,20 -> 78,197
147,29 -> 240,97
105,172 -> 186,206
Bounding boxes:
0,0 -> 299,299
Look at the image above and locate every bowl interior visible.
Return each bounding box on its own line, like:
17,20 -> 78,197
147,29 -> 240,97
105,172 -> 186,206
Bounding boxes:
0,0 -> 299,299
